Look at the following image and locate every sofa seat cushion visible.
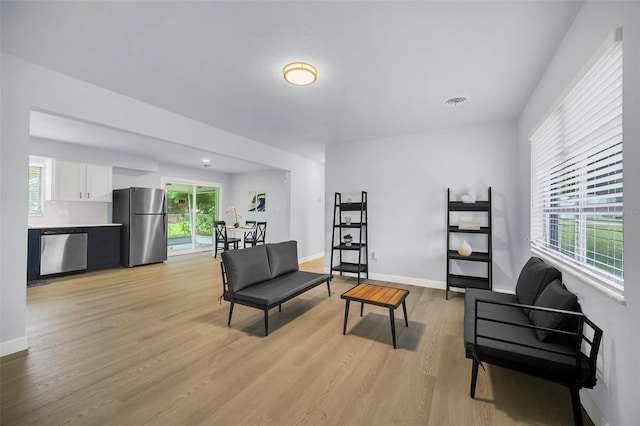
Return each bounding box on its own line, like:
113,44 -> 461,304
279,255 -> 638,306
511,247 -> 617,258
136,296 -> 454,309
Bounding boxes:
464,289 -> 588,383
222,245 -> 271,292
515,257 -> 562,315
267,240 -> 299,278
231,271 -> 332,307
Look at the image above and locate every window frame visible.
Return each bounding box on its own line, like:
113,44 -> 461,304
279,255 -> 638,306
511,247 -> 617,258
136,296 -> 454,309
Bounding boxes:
529,29 -> 624,302
28,156 -> 46,216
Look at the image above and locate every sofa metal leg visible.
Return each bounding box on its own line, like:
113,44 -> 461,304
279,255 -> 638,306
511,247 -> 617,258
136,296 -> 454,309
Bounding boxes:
326,281 -> 331,296
570,387 -> 584,426
227,302 -> 234,326
278,304 -> 282,312
264,310 -> 269,336
470,359 -> 479,398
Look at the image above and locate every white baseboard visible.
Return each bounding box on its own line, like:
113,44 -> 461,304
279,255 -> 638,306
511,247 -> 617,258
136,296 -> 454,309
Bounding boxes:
299,252 -> 324,264
367,272 -> 445,290
1,336 -> 29,357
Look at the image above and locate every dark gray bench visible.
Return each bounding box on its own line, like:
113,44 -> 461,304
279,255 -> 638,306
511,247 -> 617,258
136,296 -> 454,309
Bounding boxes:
220,240 -> 332,335
464,257 -> 603,426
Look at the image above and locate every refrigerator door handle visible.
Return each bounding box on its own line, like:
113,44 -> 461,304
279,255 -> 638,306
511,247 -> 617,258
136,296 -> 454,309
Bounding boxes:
163,195 -> 167,237
163,213 -> 167,238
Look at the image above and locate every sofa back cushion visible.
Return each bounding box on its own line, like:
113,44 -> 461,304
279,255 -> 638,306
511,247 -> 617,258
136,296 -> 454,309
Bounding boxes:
222,245 -> 272,292
529,279 -> 580,341
515,257 -> 562,314
266,240 -> 299,278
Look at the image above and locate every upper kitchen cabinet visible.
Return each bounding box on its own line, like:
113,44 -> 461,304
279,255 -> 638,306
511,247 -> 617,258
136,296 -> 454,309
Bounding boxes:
45,159 -> 113,202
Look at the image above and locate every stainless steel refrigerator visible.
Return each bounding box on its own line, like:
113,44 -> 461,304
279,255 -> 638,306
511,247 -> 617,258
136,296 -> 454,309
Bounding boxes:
112,187 -> 167,267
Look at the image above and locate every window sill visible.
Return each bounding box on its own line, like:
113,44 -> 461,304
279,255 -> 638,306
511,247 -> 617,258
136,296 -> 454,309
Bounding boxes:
531,247 -> 625,305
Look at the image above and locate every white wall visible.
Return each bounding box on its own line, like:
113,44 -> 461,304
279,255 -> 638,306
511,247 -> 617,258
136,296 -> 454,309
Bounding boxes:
325,121 -> 521,291
291,162 -> 326,261
0,54 -> 325,356
0,54 -> 30,356
227,170 -> 291,245
517,2 -> 640,425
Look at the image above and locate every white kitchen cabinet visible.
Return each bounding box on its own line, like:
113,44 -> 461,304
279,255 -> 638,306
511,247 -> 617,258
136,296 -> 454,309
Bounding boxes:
84,163 -> 113,201
45,159 -> 112,202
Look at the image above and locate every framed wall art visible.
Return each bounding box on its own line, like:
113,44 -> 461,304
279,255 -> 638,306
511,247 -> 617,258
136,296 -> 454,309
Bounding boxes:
248,191 -> 266,212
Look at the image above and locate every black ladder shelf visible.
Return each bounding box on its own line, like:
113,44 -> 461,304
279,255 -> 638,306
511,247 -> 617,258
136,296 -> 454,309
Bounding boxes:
330,191 -> 368,284
446,187 -> 492,299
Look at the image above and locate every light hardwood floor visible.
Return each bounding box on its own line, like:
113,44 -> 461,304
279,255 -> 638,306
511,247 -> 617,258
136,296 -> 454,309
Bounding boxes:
1,253 -> 592,425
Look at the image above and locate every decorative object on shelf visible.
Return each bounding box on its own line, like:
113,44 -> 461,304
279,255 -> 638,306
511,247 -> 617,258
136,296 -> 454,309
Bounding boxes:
248,191 -> 266,212
457,240 -> 473,256
461,190 -> 477,203
459,221 -> 481,230
343,234 -> 353,246
226,205 -> 242,228
344,216 -> 351,224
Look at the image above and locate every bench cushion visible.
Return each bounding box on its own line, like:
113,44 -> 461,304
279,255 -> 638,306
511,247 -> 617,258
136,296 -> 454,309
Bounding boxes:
222,245 -> 271,292
231,271 -> 331,306
529,279 -> 579,341
267,240 -> 300,278
515,257 -> 561,315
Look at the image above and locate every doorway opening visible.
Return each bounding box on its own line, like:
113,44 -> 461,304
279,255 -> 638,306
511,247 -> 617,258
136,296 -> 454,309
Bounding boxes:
164,179 -> 221,255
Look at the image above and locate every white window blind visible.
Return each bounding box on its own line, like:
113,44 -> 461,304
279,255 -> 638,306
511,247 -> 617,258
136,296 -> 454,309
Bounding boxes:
28,160 -> 45,216
531,38 -> 623,292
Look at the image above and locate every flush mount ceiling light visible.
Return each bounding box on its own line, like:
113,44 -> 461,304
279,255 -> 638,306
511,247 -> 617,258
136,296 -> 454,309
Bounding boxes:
283,62 -> 317,86
445,96 -> 468,106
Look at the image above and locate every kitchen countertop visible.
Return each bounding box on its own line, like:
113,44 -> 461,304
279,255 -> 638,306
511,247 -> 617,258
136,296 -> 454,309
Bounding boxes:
28,223 -> 122,229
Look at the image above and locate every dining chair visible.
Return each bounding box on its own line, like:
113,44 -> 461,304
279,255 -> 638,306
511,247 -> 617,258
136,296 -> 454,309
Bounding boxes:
244,221 -> 266,247
214,220 -> 240,258
243,221 -> 256,247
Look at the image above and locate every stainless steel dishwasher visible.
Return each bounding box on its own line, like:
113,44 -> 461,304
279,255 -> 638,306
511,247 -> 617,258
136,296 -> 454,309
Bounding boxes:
40,228 -> 88,275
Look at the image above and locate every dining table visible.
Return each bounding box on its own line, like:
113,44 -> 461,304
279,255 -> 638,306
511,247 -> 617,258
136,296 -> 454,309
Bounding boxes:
212,225 -> 255,256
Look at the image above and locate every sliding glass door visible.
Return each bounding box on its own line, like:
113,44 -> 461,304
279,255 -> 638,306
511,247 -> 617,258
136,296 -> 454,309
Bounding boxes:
165,180 -> 220,255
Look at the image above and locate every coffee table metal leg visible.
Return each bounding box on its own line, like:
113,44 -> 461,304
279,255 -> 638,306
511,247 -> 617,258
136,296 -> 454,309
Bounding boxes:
389,308 -> 397,349
402,300 -> 408,327
343,300 -> 351,335
360,302 -> 364,317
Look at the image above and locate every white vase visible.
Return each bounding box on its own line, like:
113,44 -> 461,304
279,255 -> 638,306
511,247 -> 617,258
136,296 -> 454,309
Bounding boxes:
457,240 -> 472,256
344,216 -> 351,224
461,190 -> 477,203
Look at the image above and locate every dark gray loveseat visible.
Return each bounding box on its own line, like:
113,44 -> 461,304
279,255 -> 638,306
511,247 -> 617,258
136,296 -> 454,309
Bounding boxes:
220,240 -> 332,336
464,257 -> 603,426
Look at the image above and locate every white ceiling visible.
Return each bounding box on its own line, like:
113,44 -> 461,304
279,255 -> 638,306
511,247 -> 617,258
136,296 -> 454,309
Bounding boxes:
2,1 -> 583,163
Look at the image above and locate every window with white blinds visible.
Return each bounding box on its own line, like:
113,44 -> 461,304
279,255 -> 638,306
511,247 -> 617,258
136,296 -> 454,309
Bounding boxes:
530,35 -> 623,294
28,158 -> 45,216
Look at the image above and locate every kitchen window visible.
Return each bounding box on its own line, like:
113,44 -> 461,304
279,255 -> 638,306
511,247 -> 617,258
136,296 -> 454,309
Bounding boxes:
28,156 -> 46,216
530,30 -> 623,299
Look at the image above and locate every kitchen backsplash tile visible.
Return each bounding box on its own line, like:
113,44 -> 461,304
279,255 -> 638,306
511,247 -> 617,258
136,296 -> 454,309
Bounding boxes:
28,200 -> 110,227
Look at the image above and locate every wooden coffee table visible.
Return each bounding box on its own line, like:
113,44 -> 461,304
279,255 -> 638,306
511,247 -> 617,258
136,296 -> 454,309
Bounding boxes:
341,283 -> 409,349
